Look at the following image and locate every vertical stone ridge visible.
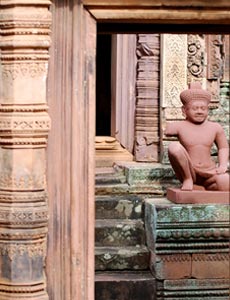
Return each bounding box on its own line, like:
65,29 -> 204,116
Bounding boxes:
0,1 -> 51,299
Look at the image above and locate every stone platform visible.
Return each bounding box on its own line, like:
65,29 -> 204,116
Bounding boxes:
167,188 -> 229,204
145,198 -> 230,299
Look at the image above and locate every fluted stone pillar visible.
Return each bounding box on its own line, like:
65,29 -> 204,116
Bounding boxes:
0,1 -> 51,299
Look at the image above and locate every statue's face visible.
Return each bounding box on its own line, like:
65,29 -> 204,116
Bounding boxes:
183,100 -> 209,124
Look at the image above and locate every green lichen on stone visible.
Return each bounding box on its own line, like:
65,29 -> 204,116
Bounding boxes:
155,204 -> 230,223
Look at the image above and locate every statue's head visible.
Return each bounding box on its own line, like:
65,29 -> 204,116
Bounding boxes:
180,82 -> 211,124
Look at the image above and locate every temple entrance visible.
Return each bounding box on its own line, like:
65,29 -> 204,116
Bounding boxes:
45,2 -> 230,300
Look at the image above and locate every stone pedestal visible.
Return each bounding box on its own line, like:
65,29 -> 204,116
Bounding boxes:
145,199 -> 230,299
167,188 -> 229,204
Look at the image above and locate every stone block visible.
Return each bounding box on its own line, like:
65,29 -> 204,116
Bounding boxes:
95,271 -> 156,300
150,252 -> 192,280
192,253 -> 230,279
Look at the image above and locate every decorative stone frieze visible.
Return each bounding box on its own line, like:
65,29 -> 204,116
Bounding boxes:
135,34 -> 160,162
0,1 -> 51,299
157,279 -> 230,299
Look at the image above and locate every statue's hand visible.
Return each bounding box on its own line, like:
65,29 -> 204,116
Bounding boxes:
216,165 -> 227,174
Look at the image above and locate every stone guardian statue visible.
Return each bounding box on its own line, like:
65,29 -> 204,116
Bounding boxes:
165,82 -> 229,194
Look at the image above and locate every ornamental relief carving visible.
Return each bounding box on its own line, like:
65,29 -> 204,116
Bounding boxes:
0,282 -> 45,299
0,174 -> 46,191
1,63 -> 47,80
0,116 -> 51,132
161,34 -> 187,110
165,279 -> 230,289
0,282 -> 46,294
0,137 -> 48,148
156,241 -> 229,253
0,190 -> 47,203
157,228 -> 229,240
0,207 -> 48,224
206,35 -> 223,80
0,240 -> 46,260
0,228 -> 48,240
157,205 -> 229,222
187,34 -> 204,80
0,103 -> 48,112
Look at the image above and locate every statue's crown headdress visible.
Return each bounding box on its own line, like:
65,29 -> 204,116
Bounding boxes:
180,82 -> 211,105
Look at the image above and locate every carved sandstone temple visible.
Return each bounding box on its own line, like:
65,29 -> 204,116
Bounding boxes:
0,1 -> 229,300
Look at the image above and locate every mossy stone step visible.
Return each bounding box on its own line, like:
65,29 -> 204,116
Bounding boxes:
95,219 -> 146,247
95,246 -> 149,271
95,195 -> 146,220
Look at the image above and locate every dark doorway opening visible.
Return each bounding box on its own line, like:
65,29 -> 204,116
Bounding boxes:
96,34 -> 112,136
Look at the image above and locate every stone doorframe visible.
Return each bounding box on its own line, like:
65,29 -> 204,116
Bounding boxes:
0,1 -> 229,300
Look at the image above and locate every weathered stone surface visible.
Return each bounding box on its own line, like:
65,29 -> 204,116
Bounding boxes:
117,162 -> 176,185
96,166 -> 127,184
145,199 -> 230,297
145,200 -> 230,253
95,271 -> 156,300
95,219 -> 146,247
95,246 -> 149,271
95,163 -> 179,195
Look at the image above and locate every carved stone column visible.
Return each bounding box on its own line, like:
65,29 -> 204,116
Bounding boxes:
135,34 -> 160,162
0,1 -> 51,299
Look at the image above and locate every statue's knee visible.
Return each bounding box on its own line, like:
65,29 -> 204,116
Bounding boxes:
216,174 -> 229,191
168,142 -> 184,158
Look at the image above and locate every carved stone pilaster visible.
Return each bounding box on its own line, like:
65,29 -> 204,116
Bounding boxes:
160,34 -> 187,163
161,34 -> 187,121
135,34 -> 160,162
0,1 -> 51,299
206,34 -> 224,107
187,34 -> 225,108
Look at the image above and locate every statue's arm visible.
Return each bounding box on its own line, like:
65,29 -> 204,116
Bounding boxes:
215,124 -> 229,174
164,122 -> 179,136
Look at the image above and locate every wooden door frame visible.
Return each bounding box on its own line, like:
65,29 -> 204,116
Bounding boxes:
47,1 -> 230,300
